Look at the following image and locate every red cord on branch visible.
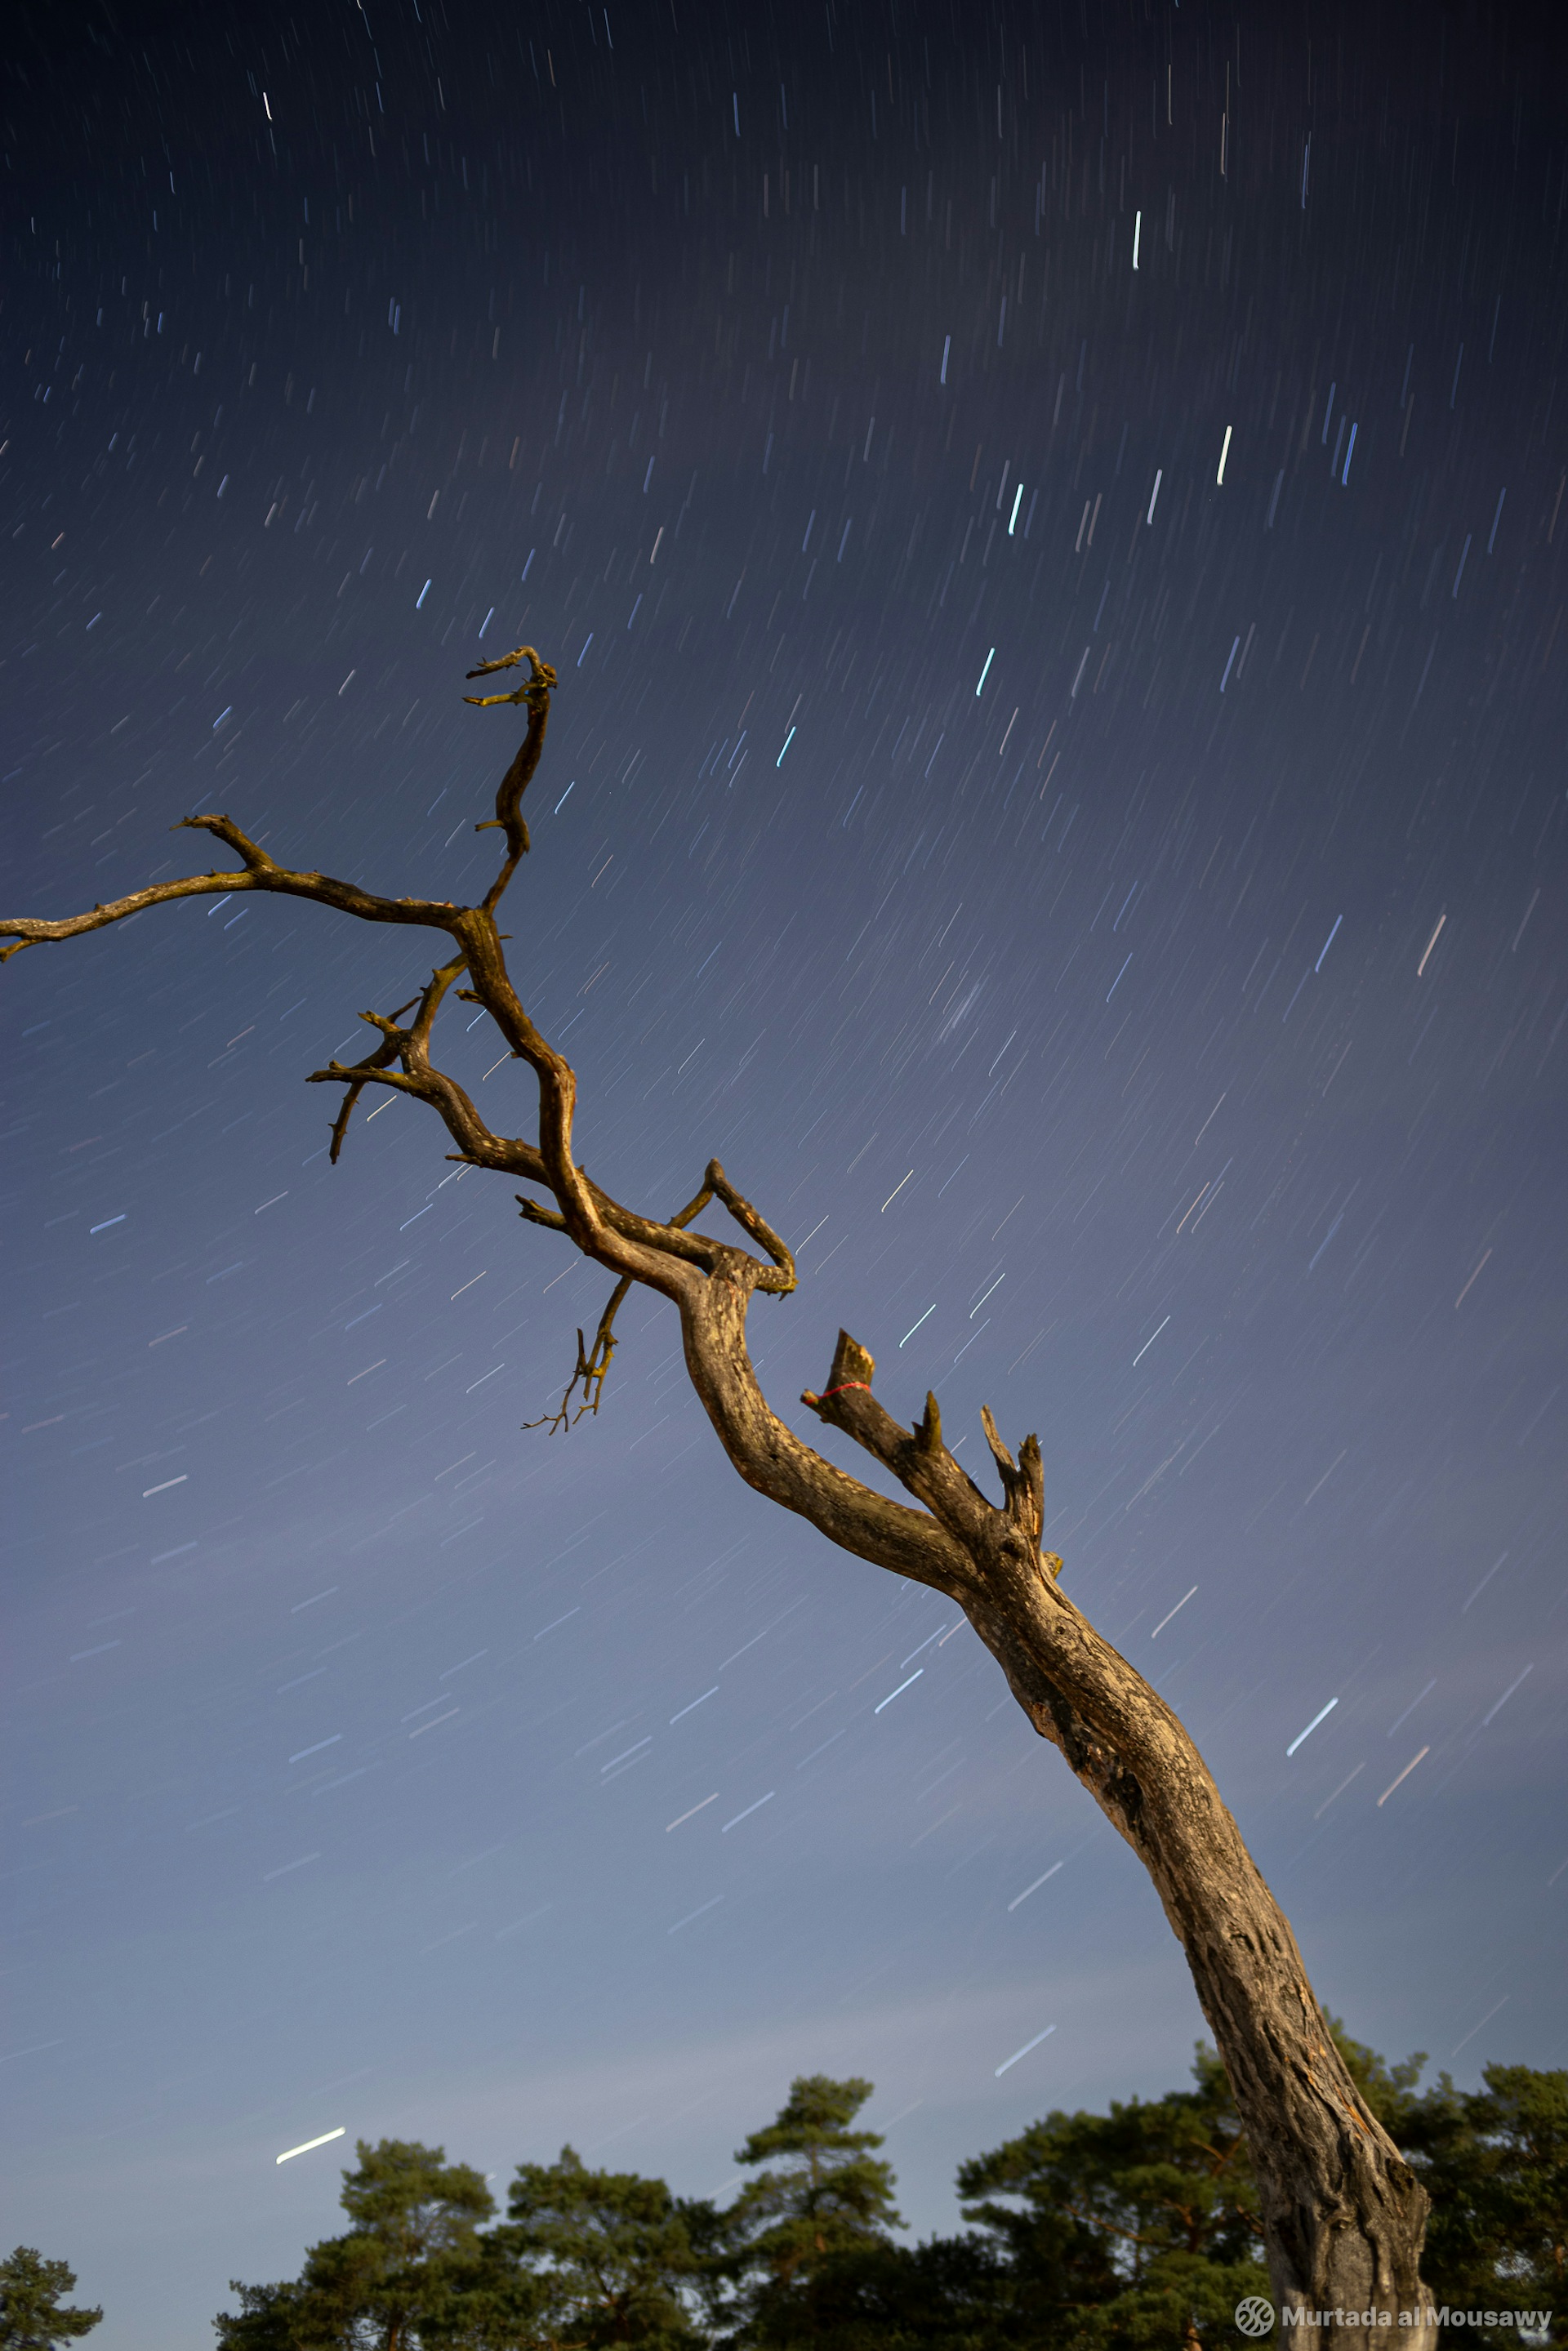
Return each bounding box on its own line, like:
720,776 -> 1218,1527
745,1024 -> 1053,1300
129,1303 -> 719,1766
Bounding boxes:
817,1382 -> 871,1399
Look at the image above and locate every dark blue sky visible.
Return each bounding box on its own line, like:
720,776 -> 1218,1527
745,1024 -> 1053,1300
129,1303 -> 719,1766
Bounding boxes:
4,2 -> 1565,2340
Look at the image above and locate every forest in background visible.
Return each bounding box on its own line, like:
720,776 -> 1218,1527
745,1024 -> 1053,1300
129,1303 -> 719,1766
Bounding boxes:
7,2026 -> 1558,2349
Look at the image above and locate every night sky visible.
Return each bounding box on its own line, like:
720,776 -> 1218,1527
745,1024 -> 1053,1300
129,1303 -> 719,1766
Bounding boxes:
4,2 -> 1566,2340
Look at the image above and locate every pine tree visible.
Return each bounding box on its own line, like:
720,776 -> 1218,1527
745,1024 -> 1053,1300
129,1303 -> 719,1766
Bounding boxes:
201,2042 -> 1568,2350
214,2137 -> 510,2349
954,2041 -> 1270,2347
0,2251 -> 102,2350
1399,2063 -> 1568,2348
498,2144 -> 712,2348
718,2076 -> 902,2344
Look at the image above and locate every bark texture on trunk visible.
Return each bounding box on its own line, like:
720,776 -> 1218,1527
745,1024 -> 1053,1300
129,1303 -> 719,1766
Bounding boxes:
0,652 -> 1437,2349
679,1262 -> 1436,2349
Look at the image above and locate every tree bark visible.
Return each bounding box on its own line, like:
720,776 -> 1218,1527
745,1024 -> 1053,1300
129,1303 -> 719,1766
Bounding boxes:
1,648 -> 1435,2348
676,1262 -> 1436,2348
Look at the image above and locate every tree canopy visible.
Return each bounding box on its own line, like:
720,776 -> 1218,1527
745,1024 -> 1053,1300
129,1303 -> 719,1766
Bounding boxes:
951,2040 -> 1270,2347
716,2073 -> 902,2344
1372,2058 -> 1567,2345
498,2144 -> 713,2349
213,2139 -> 505,2350
209,2043 -> 1566,2349
0,2250 -> 102,2351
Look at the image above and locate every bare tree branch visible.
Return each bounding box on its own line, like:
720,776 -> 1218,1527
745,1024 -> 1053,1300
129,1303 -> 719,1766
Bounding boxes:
0,812 -> 465,963
523,1276 -> 634,1433
461,644 -> 557,913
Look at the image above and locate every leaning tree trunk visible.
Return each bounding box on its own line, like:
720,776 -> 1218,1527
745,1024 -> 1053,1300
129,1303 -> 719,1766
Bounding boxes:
676,1266 -> 1437,2350
0,648 -> 1433,2349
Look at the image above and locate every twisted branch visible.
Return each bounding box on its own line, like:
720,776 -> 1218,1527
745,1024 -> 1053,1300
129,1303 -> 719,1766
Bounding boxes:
0,813 -> 461,963
464,644 -> 557,912
516,1157 -> 795,1430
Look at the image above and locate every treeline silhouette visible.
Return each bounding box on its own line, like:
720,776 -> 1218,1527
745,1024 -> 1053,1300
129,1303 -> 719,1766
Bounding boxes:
210,2026 -> 1562,2351
2,2027 -> 1561,2348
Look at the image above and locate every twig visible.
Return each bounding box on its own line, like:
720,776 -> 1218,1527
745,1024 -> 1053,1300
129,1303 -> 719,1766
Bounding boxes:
523,1277 -> 633,1432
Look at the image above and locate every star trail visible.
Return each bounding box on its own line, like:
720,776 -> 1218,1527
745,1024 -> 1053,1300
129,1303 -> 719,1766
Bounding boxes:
2,2 -> 1565,2340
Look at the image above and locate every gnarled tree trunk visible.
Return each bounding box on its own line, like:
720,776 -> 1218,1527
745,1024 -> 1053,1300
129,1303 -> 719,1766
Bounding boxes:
2,648 -> 1433,2347
682,1272 -> 1435,2347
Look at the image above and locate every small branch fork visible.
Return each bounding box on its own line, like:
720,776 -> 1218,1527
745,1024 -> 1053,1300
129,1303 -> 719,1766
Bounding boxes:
522,1276 -> 632,1433
1,644 -> 1437,2333
518,1160 -> 777,1432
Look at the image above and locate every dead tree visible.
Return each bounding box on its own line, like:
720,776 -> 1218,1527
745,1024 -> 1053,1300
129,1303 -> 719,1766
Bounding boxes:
3,648 -> 1433,2347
